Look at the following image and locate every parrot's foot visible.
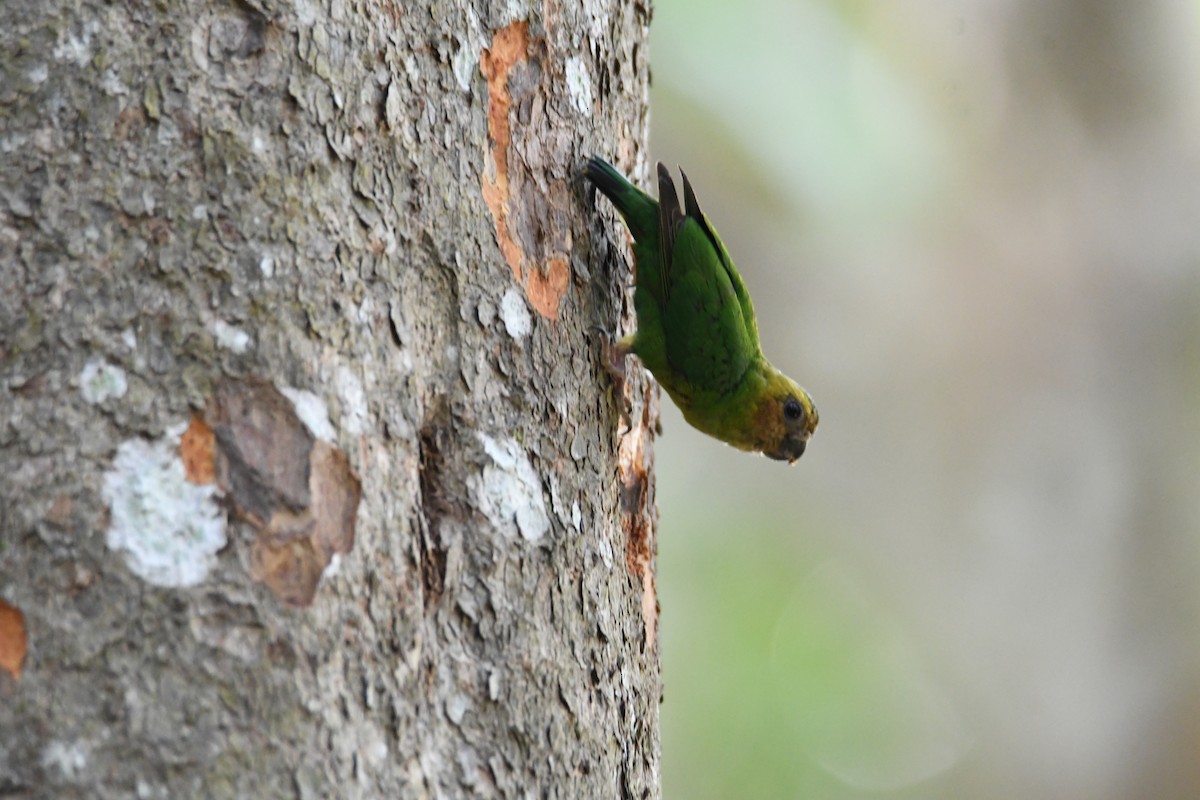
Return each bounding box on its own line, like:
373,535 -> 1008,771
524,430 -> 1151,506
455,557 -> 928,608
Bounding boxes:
601,335 -> 632,384
596,330 -> 635,431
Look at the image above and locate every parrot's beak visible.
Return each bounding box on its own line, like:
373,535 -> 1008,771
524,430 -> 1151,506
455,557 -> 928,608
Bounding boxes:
766,436 -> 807,463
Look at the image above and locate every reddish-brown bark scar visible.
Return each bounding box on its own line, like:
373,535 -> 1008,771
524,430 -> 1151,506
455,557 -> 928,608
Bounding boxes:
481,21 -> 528,286
180,415 -> 216,485
204,379 -> 361,607
0,599 -> 28,682
618,382 -> 660,651
480,21 -> 572,320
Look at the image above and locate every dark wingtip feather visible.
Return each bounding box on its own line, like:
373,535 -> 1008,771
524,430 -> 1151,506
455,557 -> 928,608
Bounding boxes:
656,162 -> 673,189
679,169 -> 703,221
656,163 -> 683,233
678,167 -> 724,254
656,163 -> 684,301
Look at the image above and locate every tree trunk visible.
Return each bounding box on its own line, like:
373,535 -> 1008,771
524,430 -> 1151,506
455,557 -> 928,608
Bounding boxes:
0,0 -> 660,796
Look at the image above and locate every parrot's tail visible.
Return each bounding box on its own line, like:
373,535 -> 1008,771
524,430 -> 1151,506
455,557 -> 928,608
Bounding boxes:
583,156 -> 657,242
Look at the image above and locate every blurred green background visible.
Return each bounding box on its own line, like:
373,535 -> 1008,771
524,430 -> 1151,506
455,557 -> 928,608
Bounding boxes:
646,1 -> 1200,798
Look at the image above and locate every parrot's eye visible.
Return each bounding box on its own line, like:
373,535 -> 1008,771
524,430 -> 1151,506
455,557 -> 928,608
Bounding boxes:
783,397 -> 804,422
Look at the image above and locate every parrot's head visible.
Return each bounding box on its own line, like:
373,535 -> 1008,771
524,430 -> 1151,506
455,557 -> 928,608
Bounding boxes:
756,368 -> 819,464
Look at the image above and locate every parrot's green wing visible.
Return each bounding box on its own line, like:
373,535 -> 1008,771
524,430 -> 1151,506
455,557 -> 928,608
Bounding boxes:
657,166 -> 759,397
679,170 -> 762,355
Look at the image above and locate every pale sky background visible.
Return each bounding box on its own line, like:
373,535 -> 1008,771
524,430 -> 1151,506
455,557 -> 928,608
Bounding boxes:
647,2 -> 1200,798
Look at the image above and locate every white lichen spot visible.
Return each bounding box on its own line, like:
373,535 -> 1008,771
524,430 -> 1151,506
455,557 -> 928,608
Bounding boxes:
500,287 -> 532,339
504,0 -> 528,22
323,553 -> 343,579
41,739 -> 89,779
103,426 -> 226,588
452,46 -> 478,92
294,0 -> 318,26
452,8 -> 484,92
28,64 -> 48,84
259,253 -> 276,278
446,694 -> 469,725
192,204 -> 208,220
471,433 -> 550,543
565,56 -> 594,117
56,35 -> 91,64
598,535 -> 614,570
209,319 -> 251,354
54,21 -> 97,66
0,133 -> 27,154
336,366 -> 369,436
79,358 -> 127,405
281,386 -> 337,442
121,328 -> 137,351
99,68 -> 129,97
571,501 -> 582,532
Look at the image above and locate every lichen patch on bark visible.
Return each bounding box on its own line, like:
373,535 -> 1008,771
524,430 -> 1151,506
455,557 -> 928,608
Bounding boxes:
472,432 -> 551,544
103,427 -> 227,588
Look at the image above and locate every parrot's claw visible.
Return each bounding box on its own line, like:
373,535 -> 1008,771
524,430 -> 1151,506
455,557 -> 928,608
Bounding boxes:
595,328 -> 634,430
600,336 -> 630,384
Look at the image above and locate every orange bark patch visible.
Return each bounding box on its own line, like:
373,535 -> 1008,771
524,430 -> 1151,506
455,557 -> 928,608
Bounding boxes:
180,415 -> 216,485
0,599 -> 28,681
480,21 -> 527,284
480,21 -> 573,320
526,256 -> 570,319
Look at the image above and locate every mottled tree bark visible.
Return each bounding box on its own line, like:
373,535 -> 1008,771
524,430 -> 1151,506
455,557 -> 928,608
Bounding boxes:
0,0 -> 661,797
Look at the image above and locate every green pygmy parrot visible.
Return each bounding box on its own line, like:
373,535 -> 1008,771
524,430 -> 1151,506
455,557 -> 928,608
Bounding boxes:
584,156 -> 818,463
